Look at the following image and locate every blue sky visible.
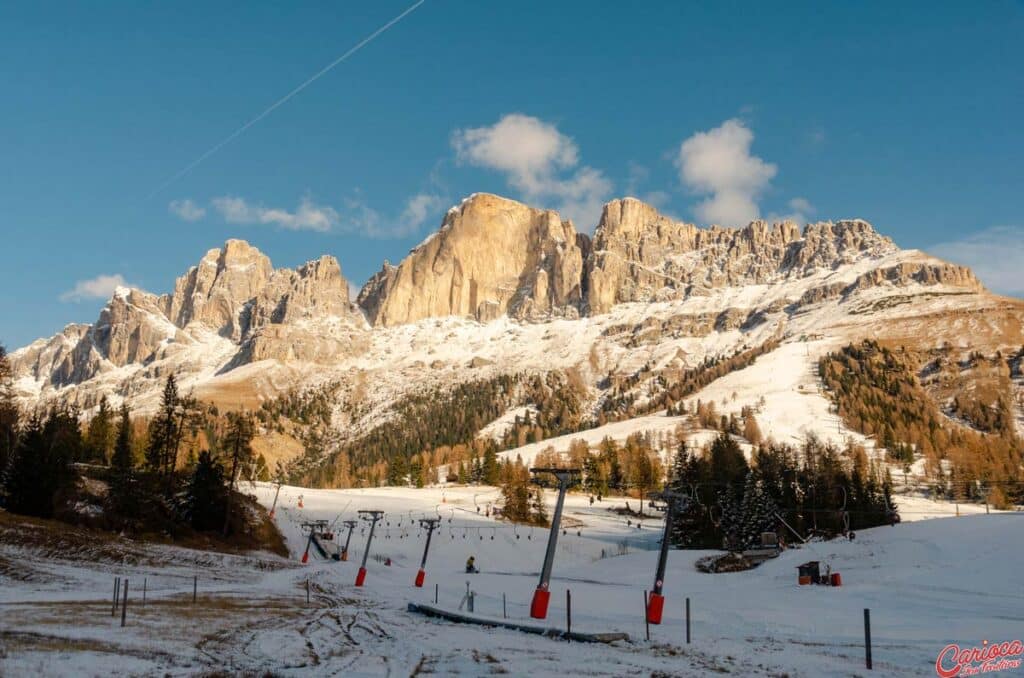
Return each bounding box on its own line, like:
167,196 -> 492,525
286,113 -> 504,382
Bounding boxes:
2,1 -> 1022,349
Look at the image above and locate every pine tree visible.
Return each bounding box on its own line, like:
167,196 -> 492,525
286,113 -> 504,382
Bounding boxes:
387,455 -> 409,486
0,344 -> 19,480
482,445 -> 500,485
531,489 -> 549,526
185,450 -> 226,532
738,471 -> 778,550
146,375 -> 201,490
2,413 -> 45,515
108,404 -> 136,516
499,461 -> 531,521
84,396 -> 115,464
717,483 -> 743,552
409,456 -> 424,488
3,407 -> 78,518
220,411 -> 254,535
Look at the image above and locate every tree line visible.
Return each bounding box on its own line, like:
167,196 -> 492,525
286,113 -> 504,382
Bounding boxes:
0,345 -> 268,540
819,340 -> 1023,507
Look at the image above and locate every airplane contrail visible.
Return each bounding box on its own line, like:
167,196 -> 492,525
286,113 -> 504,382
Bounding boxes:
147,0 -> 426,199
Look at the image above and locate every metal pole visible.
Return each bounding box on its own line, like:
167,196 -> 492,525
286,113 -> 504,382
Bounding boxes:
120,580 -> 128,627
435,583 -> 439,604
356,511 -> 383,586
142,578 -> 147,608
566,589 -> 572,641
503,593 -> 507,619
360,517 -> 378,570
342,520 -> 357,560
652,500 -> 676,597
529,469 -> 578,620
686,597 -> 691,644
415,518 -> 440,586
644,591 -> 650,641
112,577 -> 120,617
268,482 -> 282,518
864,608 -> 872,670
647,492 -> 686,625
302,528 -> 314,563
419,520 -> 437,569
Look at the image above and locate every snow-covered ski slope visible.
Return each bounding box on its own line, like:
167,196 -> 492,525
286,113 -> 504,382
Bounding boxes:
2,482 -> 1020,676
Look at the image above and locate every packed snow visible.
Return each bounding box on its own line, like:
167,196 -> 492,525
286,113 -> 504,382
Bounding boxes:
2,482 -> 1021,676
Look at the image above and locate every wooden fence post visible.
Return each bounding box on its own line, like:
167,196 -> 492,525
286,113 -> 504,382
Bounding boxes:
120,580 -> 129,627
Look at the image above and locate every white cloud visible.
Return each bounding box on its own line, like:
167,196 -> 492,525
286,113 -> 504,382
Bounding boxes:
676,118 -> 777,226
212,194 -> 338,232
208,192 -> 441,239
400,193 -> 444,232
928,225 -> 1024,297
451,113 -> 612,229
768,196 -> 816,225
60,274 -> 128,302
168,198 -> 206,222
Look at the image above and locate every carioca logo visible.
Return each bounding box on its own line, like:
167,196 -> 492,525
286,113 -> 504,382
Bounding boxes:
935,639 -> 1024,677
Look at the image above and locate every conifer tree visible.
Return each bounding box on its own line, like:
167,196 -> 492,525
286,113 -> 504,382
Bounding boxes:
387,455 -> 409,486
738,471 -> 778,550
185,450 -> 226,531
531,488 -> 549,525
0,344 -> 19,479
220,411 -> 254,535
3,407 -> 78,518
84,396 -> 115,464
482,445 -> 500,485
717,483 -> 743,552
109,404 -> 136,515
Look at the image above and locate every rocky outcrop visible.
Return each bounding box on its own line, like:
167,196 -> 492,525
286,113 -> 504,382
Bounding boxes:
843,261 -> 983,296
160,239 -> 274,341
33,288 -> 185,387
357,194 -> 586,326
12,241 -> 366,392
246,255 -> 353,334
585,199 -> 900,314
8,323 -> 90,388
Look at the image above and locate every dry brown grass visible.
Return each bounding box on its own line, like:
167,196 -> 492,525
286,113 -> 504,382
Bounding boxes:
251,430 -> 305,473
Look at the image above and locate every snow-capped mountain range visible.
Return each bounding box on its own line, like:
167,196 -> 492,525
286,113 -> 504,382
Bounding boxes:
10,193 -> 1024,463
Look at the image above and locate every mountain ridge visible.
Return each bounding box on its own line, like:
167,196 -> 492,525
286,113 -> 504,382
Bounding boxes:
9,194 -> 1017,456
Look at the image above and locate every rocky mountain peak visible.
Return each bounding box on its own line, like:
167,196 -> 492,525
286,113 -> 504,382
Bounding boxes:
358,193 -> 586,326
586,200 -> 902,313
160,239 -> 274,340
